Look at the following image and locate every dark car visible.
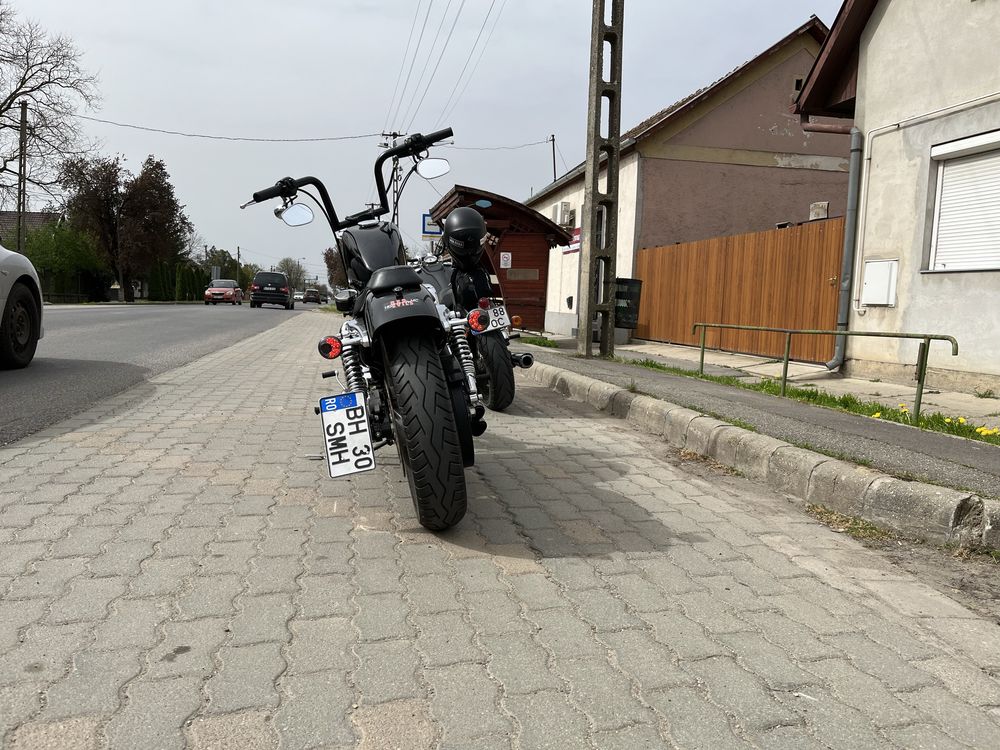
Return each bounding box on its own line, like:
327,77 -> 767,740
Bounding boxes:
303,288 -> 321,304
249,271 -> 295,309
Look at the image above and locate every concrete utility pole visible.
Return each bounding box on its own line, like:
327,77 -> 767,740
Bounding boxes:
577,0 -> 624,357
16,100 -> 28,254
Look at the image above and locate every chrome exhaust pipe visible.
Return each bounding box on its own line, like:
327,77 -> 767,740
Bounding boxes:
511,352 -> 534,369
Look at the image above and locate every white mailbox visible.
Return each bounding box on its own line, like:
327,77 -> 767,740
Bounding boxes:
860,259 -> 898,307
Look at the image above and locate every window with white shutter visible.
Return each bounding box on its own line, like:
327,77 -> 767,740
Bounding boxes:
929,132 -> 1000,272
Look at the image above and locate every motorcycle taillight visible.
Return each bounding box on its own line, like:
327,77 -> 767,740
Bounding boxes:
318,336 -> 343,360
467,309 -> 488,333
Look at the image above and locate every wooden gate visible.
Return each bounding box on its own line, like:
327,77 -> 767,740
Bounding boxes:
634,218 -> 844,363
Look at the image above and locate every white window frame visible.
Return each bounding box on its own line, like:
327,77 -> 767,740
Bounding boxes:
928,129 -> 1000,272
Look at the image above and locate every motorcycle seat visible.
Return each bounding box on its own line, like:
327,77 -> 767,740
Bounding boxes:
369,266 -> 423,294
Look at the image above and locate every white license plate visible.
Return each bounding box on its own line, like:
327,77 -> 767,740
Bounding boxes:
483,305 -> 510,331
319,392 -> 375,478
265,286 -> 276,291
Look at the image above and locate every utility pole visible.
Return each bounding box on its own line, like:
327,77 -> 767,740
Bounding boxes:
577,0 -> 624,357
16,100 -> 28,254
236,245 -> 240,287
550,134 -> 557,182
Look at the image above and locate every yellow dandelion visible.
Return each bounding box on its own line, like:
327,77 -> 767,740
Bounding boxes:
958,417 -> 967,424
871,412 -> 882,419
945,418 -> 952,424
898,403 -> 907,408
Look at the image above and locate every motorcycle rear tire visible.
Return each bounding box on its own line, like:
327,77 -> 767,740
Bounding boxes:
383,332 -> 467,531
477,331 -> 515,411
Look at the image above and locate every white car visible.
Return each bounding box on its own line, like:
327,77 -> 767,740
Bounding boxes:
293,291 -> 304,302
0,243 -> 43,369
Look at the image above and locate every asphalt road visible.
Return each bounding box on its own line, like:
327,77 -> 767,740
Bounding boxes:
0,303 -> 312,446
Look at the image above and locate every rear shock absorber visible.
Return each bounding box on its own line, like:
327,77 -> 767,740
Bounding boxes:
341,345 -> 365,393
448,319 -> 480,402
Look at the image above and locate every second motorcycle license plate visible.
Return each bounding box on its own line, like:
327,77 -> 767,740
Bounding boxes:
485,305 -> 510,331
319,392 -> 376,478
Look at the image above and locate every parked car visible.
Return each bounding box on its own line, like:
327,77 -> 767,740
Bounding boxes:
0,243 -> 43,369
204,279 -> 243,305
293,291 -> 304,302
249,271 -> 295,309
303,288 -> 321,304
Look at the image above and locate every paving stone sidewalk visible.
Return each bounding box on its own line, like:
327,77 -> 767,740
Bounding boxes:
2,312 -> 1000,749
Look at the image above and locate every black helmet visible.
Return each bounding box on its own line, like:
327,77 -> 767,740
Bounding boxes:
443,206 -> 486,263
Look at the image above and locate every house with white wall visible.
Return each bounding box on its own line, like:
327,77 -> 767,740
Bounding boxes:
796,0 -> 1000,390
527,17 -> 851,336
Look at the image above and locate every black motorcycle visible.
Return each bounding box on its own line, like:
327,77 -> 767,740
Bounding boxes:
242,128 -> 485,531
409,215 -> 533,412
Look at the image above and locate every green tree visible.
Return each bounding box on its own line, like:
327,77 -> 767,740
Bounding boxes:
24,221 -> 105,276
60,154 -> 193,301
201,246 -> 238,280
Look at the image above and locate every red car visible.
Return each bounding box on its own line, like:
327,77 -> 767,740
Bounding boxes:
204,279 -> 243,305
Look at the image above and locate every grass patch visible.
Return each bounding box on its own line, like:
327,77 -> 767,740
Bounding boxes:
520,335 -> 559,348
606,356 -> 1000,447
318,304 -> 342,313
806,504 -> 895,541
974,387 -> 997,399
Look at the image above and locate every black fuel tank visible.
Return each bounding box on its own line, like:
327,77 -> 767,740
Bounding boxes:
339,222 -> 405,287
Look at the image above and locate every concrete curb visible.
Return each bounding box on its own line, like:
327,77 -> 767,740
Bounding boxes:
522,363 -> 995,548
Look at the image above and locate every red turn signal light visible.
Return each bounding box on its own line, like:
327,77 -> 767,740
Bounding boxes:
318,336 -> 343,360
468,309 -> 488,333
478,297 -> 492,310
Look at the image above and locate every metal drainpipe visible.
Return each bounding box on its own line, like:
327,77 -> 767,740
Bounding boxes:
825,127 -> 863,370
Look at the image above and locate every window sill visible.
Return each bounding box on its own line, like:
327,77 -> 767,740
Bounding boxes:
921,268 -> 1000,274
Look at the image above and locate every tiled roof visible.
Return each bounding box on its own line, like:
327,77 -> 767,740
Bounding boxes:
0,211 -> 63,247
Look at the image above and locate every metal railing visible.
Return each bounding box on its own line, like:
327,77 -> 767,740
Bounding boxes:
691,323 -> 959,421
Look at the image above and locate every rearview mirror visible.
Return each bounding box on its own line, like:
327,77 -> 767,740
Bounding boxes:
277,202 -> 314,227
415,158 -> 450,180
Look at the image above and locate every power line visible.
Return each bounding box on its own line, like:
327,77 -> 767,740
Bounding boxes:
440,138 -> 548,151
397,0 -> 456,129
382,0 -> 425,132
438,0 -> 510,126
555,140 -> 571,173
403,0 -> 469,132
433,0 -> 497,128
387,0 -> 436,129
73,114 -> 380,143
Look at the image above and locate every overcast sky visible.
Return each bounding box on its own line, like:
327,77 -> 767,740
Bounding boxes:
22,0 -> 843,281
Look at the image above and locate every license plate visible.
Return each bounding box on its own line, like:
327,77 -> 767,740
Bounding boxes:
484,305 -> 510,331
319,392 -> 375,478
265,286 -> 276,291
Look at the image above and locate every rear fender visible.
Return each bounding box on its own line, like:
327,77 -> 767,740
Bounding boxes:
364,287 -> 442,341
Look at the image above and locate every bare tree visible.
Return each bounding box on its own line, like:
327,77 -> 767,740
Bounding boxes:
0,2 -> 99,207
323,246 -> 348,289
276,256 -> 306,290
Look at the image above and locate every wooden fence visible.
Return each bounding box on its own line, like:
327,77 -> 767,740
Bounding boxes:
634,217 -> 844,363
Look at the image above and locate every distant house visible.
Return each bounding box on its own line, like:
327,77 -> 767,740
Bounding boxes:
795,0 -> 1000,390
0,211 -> 62,249
526,17 -> 851,336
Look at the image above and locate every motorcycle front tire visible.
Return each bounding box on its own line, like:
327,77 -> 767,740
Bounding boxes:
477,331 -> 515,411
383,331 -> 467,531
